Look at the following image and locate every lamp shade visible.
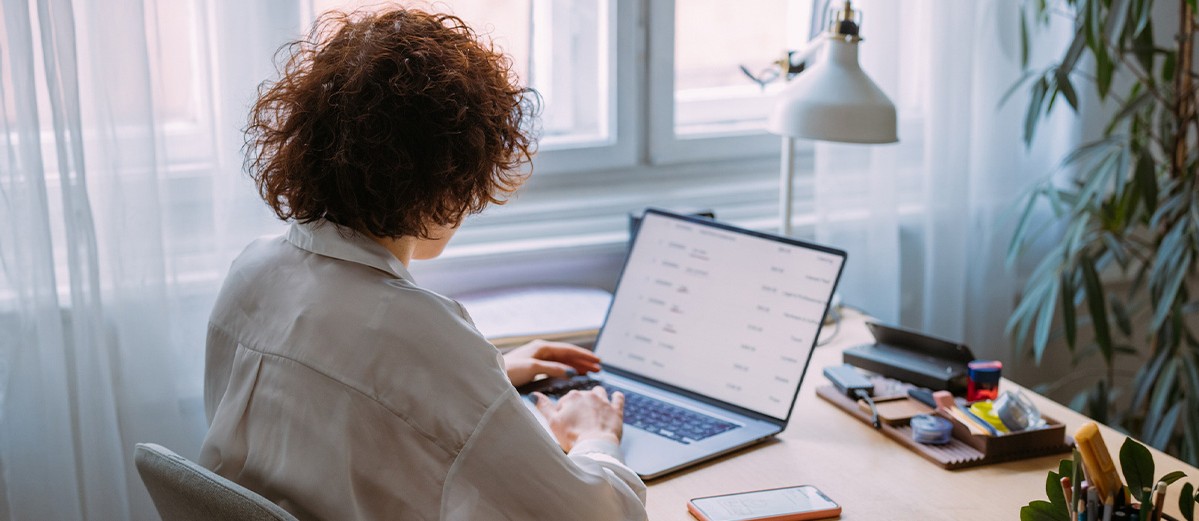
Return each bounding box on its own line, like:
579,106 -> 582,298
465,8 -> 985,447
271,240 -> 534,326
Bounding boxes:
767,38 -> 897,144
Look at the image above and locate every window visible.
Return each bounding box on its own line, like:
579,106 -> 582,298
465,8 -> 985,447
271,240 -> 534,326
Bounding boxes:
673,0 -> 808,135
310,0 -> 614,151
9,0 -> 831,287
648,0 -> 815,163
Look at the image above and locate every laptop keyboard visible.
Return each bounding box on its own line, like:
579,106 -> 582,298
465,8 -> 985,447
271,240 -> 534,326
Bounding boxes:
529,377 -> 739,444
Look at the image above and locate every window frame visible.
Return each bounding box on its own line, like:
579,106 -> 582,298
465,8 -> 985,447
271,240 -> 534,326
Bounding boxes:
445,0 -> 827,261
528,0 -> 640,175
642,0 -> 816,166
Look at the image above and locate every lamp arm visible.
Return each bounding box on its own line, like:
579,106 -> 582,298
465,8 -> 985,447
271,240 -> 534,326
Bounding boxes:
784,35 -> 826,79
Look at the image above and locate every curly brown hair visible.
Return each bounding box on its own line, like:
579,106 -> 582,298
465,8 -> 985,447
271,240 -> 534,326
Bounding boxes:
245,8 -> 537,239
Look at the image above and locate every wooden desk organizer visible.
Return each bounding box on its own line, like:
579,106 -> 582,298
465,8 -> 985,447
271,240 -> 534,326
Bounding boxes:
817,385 -> 1074,469
937,408 -> 1070,460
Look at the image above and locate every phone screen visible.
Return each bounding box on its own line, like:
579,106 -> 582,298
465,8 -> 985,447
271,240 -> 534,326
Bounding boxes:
691,486 -> 838,521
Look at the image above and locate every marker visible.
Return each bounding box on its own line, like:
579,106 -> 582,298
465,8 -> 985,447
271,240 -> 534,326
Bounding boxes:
1074,423 -> 1126,503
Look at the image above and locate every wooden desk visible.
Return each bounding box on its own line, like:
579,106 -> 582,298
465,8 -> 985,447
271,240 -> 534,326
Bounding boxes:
643,312 -> 1198,520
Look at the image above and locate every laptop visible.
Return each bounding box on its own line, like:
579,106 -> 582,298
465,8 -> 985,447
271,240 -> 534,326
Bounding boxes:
519,208 -> 847,479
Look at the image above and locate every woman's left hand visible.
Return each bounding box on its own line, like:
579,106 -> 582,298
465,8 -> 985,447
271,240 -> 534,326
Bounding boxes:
503,340 -> 602,387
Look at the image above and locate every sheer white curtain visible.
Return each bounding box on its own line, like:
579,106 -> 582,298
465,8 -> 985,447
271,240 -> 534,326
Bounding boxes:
811,0 -> 1078,359
0,0 -> 293,519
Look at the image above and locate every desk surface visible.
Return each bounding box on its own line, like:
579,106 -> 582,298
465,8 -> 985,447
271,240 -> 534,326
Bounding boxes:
642,312 -> 1197,520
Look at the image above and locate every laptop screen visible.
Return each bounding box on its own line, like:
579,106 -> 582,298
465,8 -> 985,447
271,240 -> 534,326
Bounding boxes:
594,210 -> 846,420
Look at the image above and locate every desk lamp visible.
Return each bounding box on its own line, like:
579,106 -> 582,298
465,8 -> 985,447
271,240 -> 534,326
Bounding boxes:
768,0 -> 897,236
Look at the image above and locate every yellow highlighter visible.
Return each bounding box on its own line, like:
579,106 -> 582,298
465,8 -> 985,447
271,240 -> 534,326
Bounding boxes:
1074,422 -> 1126,502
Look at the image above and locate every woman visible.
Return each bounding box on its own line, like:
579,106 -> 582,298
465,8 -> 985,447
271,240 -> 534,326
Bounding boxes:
200,8 -> 647,520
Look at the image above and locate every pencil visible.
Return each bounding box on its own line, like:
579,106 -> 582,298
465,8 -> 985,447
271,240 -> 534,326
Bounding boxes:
1061,477 -> 1074,520
1151,481 -> 1167,521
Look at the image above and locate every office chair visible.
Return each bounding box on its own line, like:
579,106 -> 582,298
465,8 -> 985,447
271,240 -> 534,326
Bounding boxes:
133,443 -> 299,521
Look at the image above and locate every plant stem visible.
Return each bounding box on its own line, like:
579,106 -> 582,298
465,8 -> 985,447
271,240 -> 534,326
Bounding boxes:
1174,1 -> 1195,181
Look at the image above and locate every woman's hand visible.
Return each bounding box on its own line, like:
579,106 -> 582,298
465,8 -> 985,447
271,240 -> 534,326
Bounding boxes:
533,386 -> 625,451
502,340 -> 601,387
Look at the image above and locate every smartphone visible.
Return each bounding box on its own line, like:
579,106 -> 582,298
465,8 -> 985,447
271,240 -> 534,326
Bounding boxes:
687,485 -> 841,521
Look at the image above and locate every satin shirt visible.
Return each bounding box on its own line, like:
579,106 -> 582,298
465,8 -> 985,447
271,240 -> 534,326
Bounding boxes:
200,220 -> 647,520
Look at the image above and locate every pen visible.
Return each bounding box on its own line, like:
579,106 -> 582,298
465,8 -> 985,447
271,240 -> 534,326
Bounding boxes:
1088,487 -> 1100,521
1062,477 -> 1075,520
1103,494 -> 1113,521
1081,483 -> 1090,521
1151,481 -> 1167,521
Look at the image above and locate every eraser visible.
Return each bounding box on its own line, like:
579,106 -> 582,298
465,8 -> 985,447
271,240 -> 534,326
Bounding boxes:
933,390 -> 955,410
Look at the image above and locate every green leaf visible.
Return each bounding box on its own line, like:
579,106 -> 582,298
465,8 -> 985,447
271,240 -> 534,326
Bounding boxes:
1121,437 -> 1155,502
1133,349 -> 1170,410
1060,26 -> 1087,78
1151,401 -> 1184,449
1096,47 -> 1114,100
1160,470 -> 1188,485
1111,298 -> 1133,337
1134,153 -> 1158,217
1102,233 -> 1130,269
1181,482 -> 1195,520
1059,459 -> 1074,481
1104,91 -> 1153,135
1020,9 -> 1031,68
1026,77 -> 1049,145
1061,271 -> 1078,348
1035,280 -> 1060,356
1133,0 -> 1152,34
1146,360 -> 1179,441
1008,191 -> 1041,267
1000,69 -> 1040,109
1151,223 -> 1192,330
1081,253 -> 1114,363
1134,20 -> 1155,74
1102,0 -> 1131,53
1183,353 -> 1199,403
1164,51 -> 1177,82
1084,0 -> 1100,51
1054,68 -> 1080,112
1010,249 -> 1064,356
1046,471 -> 1067,511
1020,500 -> 1070,521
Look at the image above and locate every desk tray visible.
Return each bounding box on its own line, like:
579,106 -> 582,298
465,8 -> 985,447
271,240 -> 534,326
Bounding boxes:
817,385 -> 1074,470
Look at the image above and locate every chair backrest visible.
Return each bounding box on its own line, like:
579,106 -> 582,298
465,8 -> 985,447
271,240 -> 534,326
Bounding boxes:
133,443 -> 299,521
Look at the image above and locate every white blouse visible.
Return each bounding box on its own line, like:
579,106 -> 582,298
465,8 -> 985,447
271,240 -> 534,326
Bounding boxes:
200,221 -> 647,520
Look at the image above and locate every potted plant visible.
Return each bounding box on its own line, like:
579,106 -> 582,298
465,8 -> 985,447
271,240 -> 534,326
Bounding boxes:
1022,437 -> 1197,520
1008,0 -> 1199,465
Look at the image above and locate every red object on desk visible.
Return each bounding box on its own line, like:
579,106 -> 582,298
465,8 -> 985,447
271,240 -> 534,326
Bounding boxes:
967,360 -> 1002,402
